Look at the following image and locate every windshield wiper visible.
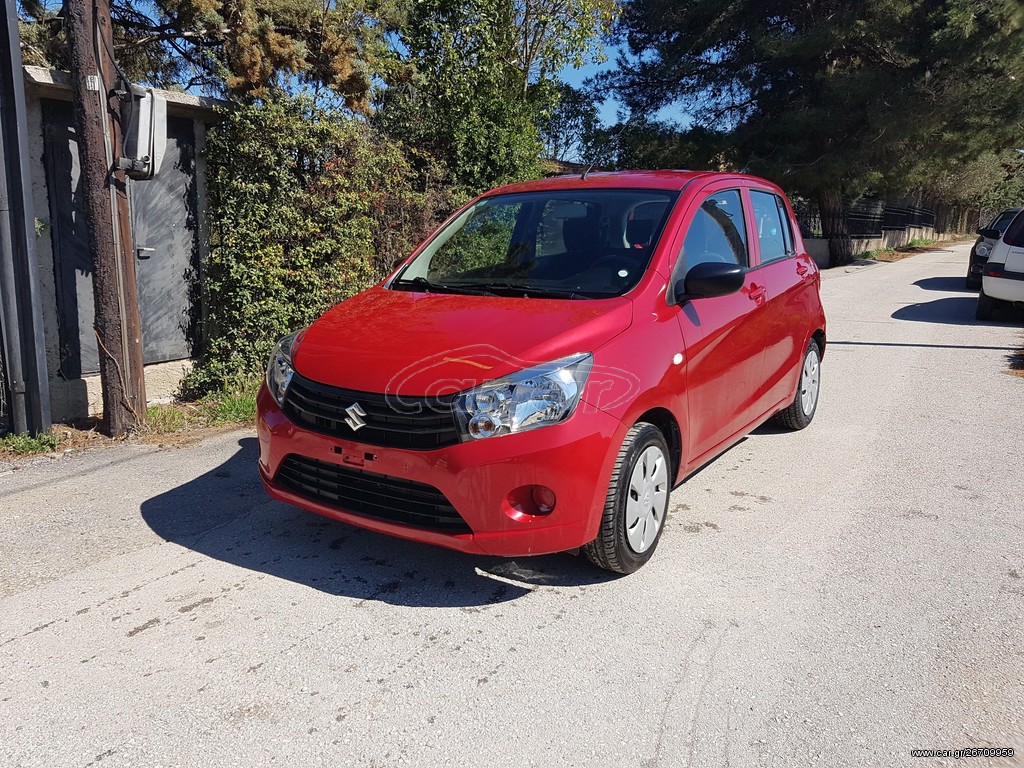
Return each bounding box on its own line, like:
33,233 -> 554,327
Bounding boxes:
392,276 -> 497,296
471,282 -> 589,300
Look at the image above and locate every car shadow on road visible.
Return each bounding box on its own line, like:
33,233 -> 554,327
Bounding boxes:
913,276 -> 974,293
892,297 -> 1024,326
139,438 -> 617,608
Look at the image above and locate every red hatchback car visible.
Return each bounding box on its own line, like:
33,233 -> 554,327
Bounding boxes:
257,171 -> 826,573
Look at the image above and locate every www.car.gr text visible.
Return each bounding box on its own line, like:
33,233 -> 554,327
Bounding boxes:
910,747 -> 1014,759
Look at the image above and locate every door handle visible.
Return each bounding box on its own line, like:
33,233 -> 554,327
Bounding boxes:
748,284 -> 766,303
796,263 -> 809,276
136,246 -> 156,260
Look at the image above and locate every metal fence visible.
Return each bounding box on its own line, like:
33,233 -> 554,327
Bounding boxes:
793,197 -> 936,239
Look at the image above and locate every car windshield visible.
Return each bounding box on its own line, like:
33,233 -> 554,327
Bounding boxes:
392,189 -> 679,299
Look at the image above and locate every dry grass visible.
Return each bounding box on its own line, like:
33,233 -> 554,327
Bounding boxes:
866,237 -> 975,263
1,382 -> 259,462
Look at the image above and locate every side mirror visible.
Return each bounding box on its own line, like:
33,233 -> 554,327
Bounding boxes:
978,228 -> 1001,240
674,262 -> 745,304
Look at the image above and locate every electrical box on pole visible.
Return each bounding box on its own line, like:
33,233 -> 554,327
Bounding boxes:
118,85 -> 167,181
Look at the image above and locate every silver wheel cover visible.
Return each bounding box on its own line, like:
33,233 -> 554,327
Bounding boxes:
800,347 -> 820,416
625,445 -> 669,553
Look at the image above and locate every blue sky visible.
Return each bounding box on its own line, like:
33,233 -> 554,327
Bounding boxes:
557,55 -> 625,126
557,46 -> 693,128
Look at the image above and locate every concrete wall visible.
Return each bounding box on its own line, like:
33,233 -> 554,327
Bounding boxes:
804,226 -> 961,268
22,67 -> 222,421
73,359 -> 194,418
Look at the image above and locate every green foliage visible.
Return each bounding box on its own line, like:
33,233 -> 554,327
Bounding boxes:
589,121 -> 735,172
182,97 -> 456,396
376,1 -> 542,192
977,151 -> 1024,211
539,83 -> 602,163
377,0 -> 615,191
18,0 -> 396,104
145,404 -> 190,433
144,381 -> 257,432
203,380 -> 259,424
0,429 -> 59,455
609,0 -> 1024,263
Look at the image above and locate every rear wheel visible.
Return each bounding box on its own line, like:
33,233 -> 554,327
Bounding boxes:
976,290 -> 996,321
773,339 -> 821,431
965,272 -> 981,290
583,423 -> 671,575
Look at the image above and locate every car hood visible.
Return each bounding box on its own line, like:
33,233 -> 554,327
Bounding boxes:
292,287 -> 634,394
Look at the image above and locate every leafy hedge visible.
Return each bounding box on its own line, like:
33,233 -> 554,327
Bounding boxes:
181,98 -> 460,396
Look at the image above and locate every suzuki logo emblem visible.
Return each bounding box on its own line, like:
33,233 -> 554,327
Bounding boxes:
343,403 -> 367,431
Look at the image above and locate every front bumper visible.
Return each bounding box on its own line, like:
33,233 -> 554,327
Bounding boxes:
257,385 -> 625,557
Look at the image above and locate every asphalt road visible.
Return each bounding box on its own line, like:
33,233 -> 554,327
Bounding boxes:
2,242 -> 1022,768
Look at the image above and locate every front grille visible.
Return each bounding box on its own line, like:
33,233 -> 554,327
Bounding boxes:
276,454 -> 471,534
283,372 -> 460,450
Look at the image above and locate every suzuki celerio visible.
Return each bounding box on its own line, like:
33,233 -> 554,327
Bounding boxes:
257,171 -> 827,573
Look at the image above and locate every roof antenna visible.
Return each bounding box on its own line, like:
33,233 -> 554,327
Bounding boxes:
579,107 -> 644,180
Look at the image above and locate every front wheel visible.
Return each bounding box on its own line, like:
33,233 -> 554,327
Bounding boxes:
583,423 -> 671,574
773,339 -> 821,430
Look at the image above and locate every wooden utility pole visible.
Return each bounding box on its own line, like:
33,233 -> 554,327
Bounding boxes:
65,0 -> 146,435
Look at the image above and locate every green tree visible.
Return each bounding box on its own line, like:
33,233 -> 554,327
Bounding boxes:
586,120 -> 735,172
608,0 -> 1024,266
18,0 -> 395,105
539,82 -> 601,162
376,0 -> 617,191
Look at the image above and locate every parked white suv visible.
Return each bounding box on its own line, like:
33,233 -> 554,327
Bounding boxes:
977,209 -> 1024,320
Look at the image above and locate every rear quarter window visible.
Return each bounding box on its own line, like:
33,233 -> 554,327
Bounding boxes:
1003,212 -> 1024,248
750,190 -> 794,264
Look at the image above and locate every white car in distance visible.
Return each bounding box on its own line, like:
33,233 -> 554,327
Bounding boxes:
977,210 -> 1024,321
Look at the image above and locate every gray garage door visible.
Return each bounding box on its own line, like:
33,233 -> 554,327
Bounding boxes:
41,99 -> 198,377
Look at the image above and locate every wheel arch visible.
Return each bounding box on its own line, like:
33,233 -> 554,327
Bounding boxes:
633,407 -> 682,484
811,328 -> 826,359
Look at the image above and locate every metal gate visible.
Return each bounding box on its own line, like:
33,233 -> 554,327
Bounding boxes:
41,98 -> 198,379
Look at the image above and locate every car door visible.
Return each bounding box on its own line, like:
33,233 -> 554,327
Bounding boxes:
668,183 -> 768,464
745,187 -> 819,413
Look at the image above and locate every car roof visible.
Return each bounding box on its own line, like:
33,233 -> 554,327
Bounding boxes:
485,170 -> 783,195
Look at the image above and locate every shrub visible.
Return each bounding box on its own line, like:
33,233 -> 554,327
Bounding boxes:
182,97 -> 459,397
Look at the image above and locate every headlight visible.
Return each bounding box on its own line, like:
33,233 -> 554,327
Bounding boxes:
976,243 -> 991,258
266,329 -> 305,407
454,353 -> 593,441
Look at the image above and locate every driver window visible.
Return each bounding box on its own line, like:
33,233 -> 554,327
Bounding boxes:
673,189 -> 748,283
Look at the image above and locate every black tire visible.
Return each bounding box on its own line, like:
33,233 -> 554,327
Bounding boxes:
583,423 -> 671,575
773,339 -> 821,430
976,290 -> 996,321
965,273 -> 981,290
